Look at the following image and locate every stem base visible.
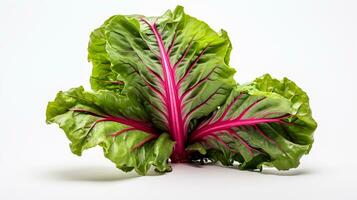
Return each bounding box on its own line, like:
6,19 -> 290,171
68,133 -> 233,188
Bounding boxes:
170,148 -> 188,163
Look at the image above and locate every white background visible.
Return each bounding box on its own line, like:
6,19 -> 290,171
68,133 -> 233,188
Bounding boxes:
0,0 -> 356,199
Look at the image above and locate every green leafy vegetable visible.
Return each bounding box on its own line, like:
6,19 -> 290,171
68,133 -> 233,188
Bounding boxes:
46,6 -> 317,175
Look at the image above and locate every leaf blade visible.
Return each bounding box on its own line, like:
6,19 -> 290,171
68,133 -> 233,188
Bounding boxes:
46,87 -> 174,175
189,74 -> 317,170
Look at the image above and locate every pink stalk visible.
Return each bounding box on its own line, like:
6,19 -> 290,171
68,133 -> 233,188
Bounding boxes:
144,19 -> 187,162
190,116 -> 289,142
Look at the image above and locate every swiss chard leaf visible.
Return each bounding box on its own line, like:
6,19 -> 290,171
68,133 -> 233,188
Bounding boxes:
46,87 -> 174,175
189,74 -> 317,170
97,6 -> 236,161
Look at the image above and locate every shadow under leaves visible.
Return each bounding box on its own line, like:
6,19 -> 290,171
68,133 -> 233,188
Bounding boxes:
41,166 -> 161,182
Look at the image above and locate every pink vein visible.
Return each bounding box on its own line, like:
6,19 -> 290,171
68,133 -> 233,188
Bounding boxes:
111,127 -> 136,136
180,67 -> 217,101
146,66 -> 164,83
226,129 -> 254,157
252,125 -> 276,144
73,108 -> 158,151
217,93 -> 244,122
177,47 -> 207,86
236,97 -> 266,120
108,81 -> 124,85
126,63 -> 165,100
143,19 -> 186,151
73,109 -> 157,135
142,78 -> 166,100
183,88 -> 221,125
141,94 -> 168,122
167,31 -> 177,54
132,134 -> 158,150
191,117 -> 285,141
173,42 -> 192,69
190,113 -> 290,142
71,109 -> 109,118
195,92 -> 243,131
209,134 -> 237,153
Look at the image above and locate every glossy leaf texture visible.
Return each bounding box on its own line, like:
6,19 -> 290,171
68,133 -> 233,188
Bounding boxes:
189,74 -> 317,170
46,87 -> 174,175
95,6 -> 236,161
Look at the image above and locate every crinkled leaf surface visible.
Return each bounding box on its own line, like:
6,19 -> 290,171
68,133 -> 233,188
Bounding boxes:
88,18 -> 124,92
94,6 -> 236,161
46,87 -> 174,175
189,74 -> 317,170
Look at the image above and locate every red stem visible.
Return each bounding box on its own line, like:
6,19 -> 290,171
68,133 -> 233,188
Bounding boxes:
190,115 -> 289,142
73,109 -> 157,135
144,19 -> 187,162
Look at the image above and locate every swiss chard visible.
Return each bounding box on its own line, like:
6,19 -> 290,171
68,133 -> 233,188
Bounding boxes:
47,6 -> 317,175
